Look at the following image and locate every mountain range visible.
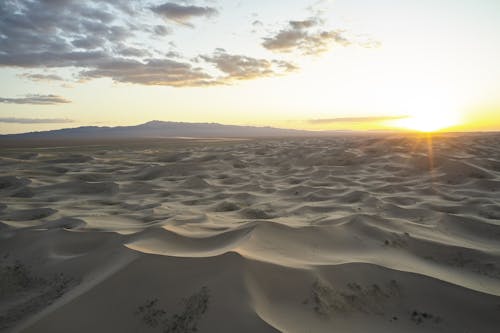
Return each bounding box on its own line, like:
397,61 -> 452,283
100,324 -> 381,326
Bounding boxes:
0,121 -> 350,141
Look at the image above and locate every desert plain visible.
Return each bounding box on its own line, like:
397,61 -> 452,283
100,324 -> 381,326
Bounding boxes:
1,133 -> 500,332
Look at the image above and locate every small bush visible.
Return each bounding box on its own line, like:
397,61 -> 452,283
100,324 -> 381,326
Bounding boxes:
136,286 -> 210,333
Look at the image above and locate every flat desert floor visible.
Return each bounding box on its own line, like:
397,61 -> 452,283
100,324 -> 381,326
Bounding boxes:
1,134 -> 500,332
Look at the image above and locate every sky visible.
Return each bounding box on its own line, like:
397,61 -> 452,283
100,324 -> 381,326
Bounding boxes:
1,0 -> 500,134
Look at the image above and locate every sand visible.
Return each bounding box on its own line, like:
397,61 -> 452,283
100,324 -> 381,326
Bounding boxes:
1,133 -> 500,332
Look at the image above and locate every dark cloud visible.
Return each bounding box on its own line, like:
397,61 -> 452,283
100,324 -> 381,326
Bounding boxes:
0,1 -> 300,87
0,0 -> 143,69
0,1 -> 131,56
263,19 -> 350,55
0,94 -> 71,105
151,2 -> 218,27
0,117 -> 74,124
114,44 -> 151,58
200,49 -> 298,83
72,36 -> 106,50
309,116 -> 409,124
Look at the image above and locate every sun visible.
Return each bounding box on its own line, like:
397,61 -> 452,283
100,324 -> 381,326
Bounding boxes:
388,100 -> 461,132
393,113 -> 459,132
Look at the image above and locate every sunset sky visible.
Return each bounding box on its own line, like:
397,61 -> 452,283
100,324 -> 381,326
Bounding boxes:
1,0 -> 499,134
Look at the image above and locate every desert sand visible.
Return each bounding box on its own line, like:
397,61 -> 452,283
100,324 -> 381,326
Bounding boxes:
1,133 -> 500,332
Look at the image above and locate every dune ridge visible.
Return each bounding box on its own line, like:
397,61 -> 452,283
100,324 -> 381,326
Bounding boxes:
1,133 -> 500,332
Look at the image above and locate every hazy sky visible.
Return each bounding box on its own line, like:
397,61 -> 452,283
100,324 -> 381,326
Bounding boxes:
1,0 -> 500,134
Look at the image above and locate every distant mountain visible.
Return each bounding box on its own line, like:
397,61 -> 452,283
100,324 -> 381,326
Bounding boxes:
0,121 -> 343,142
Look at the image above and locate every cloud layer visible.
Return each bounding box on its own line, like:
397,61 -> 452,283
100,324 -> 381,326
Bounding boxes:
19,73 -> 64,82
0,94 -> 71,105
0,0 -> 298,87
309,116 -> 409,124
0,117 -> 74,124
80,58 -> 213,86
0,1 -> 370,88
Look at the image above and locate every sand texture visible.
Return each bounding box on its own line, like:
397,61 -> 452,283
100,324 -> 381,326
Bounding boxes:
1,134 -> 500,332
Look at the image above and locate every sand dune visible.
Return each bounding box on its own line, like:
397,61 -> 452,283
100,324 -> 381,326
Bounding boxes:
1,133 -> 500,332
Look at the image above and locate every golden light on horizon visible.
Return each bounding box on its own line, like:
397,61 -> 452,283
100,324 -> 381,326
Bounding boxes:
387,97 -> 462,132
393,113 -> 459,132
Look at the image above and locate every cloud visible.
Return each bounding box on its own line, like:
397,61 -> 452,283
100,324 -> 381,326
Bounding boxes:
262,19 -> 350,55
79,51 -> 297,87
0,0 -> 152,69
151,2 -> 218,27
308,116 -> 409,124
114,44 -> 152,58
0,1 -> 300,87
80,58 -> 213,87
153,25 -> 172,36
0,94 -> 71,105
0,1 -> 130,59
0,117 -> 74,124
199,49 -> 298,83
20,73 -> 64,82
290,19 -> 318,30
72,36 -> 106,50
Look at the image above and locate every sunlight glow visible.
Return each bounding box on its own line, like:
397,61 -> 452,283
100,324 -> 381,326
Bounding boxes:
394,113 -> 459,132
388,97 -> 461,132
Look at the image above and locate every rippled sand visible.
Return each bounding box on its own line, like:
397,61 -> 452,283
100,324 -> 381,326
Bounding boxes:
1,134 -> 500,332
